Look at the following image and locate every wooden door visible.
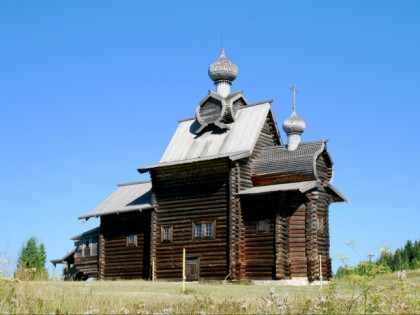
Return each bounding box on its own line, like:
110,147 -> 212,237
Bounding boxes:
186,259 -> 199,281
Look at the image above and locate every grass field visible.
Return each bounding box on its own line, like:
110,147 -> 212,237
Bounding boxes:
1,270 -> 419,314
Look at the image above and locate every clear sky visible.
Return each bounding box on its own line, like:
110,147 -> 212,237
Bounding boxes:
1,1 -> 419,277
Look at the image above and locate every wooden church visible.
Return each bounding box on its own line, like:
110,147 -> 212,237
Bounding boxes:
56,49 -> 347,282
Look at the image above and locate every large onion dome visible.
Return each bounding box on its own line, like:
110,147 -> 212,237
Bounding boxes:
282,111 -> 306,135
208,48 -> 238,82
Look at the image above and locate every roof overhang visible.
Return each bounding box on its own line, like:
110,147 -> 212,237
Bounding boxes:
326,183 -> 349,202
78,206 -> 154,220
78,181 -> 155,219
50,249 -> 76,264
70,227 -> 100,240
236,180 -> 320,196
138,150 -> 251,173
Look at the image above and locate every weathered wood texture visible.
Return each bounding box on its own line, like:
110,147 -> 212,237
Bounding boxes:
241,195 -> 278,279
152,159 -> 230,280
289,201 -> 308,278
100,212 -> 151,279
276,195 -> 291,279
74,232 -> 99,278
98,233 -> 105,280
316,150 -> 333,184
229,116 -> 279,280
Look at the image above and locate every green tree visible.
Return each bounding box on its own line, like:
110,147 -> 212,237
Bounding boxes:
14,237 -> 49,280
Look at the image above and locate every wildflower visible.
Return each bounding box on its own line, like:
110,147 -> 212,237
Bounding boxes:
241,302 -> 248,310
120,307 -> 129,315
162,308 -> 172,315
84,305 -> 100,315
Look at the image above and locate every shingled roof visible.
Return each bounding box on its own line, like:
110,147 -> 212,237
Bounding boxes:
252,140 -> 327,181
79,181 -> 153,219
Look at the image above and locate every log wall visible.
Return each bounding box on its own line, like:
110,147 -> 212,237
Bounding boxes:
316,150 -> 333,184
74,233 -> 99,278
100,212 -> 151,279
276,195 -> 291,279
289,200 -> 308,278
152,159 -> 230,280
241,195 -> 277,279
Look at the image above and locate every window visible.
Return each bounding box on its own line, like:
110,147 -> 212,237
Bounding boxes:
193,221 -> 215,239
85,240 -> 90,247
161,225 -> 173,242
256,219 -> 269,234
317,215 -> 325,234
127,234 -> 137,246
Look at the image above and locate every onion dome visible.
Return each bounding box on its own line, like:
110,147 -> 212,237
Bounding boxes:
208,48 -> 238,82
282,110 -> 306,135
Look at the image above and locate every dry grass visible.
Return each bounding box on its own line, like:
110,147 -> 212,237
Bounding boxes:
1,270 -> 419,314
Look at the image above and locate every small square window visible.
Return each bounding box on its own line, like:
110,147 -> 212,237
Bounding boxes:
127,234 -> 137,246
161,225 -> 173,242
256,219 -> 268,234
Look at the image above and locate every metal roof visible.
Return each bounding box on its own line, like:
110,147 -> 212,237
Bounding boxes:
159,102 -> 272,164
237,180 -> 320,195
78,181 -> 153,219
237,180 -> 348,202
326,183 -> 349,202
252,140 -> 326,180
139,150 -> 250,172
50,249 -> 76,264
70,227 -> 100,240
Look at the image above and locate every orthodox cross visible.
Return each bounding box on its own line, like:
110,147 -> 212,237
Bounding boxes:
290,85 -> 298,112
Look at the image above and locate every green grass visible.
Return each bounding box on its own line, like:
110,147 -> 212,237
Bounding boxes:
1,270 -> 419,314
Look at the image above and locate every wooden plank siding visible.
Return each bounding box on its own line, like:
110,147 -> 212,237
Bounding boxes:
100,212 -> 151,280
152,159 -> 231,280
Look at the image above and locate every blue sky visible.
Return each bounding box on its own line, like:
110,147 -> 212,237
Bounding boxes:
1,1 -> 419,277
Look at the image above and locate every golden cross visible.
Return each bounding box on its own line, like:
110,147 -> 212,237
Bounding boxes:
290,85 -> 298,112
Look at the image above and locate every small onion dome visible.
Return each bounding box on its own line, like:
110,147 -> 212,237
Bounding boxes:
282,111 -> 306,135
208,48 -> 238,82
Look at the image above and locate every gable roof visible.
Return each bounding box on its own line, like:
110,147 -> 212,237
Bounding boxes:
252,140 -> 327,181
79,181 -> 153,219
159,102 -> 272,164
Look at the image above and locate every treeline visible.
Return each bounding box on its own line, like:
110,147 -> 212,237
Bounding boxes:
336,239 -> 420,278
377,239 -> 420,272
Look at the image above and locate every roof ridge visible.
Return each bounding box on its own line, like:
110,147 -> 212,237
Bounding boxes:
246,99 -> 273,107
117,181 -> 151,187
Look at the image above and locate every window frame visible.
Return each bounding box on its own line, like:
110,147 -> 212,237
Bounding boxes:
256,219 -> 269,234
317,215 -> 325,235
161,225 -> 173,243
127,234 -> 138,247
193,220 -> 216,240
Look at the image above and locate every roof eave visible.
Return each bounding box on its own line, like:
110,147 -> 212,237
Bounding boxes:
138,150 -> 251,173
326,183 -> 349,202
78,205 -> 155,220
